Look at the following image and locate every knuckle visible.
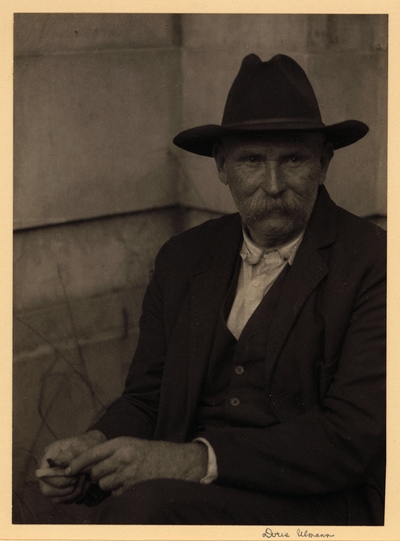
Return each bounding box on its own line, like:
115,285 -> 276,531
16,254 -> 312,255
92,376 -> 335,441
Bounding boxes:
98,478 -> 108,491
62,484 -> 77,496
90,467 -> 101,483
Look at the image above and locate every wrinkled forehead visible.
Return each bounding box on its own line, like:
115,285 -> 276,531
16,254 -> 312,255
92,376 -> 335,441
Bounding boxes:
220,131 -> 326,151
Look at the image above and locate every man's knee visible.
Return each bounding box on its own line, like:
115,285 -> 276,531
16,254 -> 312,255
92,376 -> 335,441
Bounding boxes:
96,478 -> 199,524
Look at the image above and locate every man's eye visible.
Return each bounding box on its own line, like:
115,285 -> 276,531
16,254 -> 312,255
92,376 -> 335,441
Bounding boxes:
244,156 -> 260,163
285,155 -> 301,165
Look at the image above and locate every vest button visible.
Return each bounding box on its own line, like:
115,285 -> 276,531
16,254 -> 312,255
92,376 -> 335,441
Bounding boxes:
234,365 -> 245,375
230,397 -> 240,407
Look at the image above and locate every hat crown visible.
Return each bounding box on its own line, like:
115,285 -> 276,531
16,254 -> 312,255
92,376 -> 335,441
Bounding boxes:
222,54 -> 323,128
172,53 -> 369,156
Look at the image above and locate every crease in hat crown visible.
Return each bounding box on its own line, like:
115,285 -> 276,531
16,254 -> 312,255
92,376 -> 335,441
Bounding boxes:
173,53 -> 369,157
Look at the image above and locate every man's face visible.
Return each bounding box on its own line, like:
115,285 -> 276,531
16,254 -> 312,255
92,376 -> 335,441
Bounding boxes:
213,132 -> 333,248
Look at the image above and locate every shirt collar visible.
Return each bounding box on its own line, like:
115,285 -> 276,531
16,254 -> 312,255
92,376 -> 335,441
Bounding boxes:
240,227 -> 305,266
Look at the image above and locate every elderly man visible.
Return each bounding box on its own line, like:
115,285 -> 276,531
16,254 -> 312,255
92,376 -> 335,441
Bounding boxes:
37,54 -> 386,525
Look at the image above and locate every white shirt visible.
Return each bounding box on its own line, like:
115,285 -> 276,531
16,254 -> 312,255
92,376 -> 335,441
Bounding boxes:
196,228 -> 305,484
227,228 -> 304,339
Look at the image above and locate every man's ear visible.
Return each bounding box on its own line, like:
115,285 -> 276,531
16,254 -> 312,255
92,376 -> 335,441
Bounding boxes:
212,142 -> 228,185
319,142 -> 334,185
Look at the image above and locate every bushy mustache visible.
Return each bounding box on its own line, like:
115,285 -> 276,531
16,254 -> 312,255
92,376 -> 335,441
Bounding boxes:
233,188 -> 310,227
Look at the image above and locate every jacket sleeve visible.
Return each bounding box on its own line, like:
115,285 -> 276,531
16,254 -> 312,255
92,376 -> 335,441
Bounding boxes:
90,242 -> 172,440
200,248 -> 386,495
90,215 -> 233,440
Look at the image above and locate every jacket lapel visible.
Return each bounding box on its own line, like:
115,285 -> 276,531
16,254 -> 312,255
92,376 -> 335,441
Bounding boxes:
186,215 -> 243,419
264,186 -> 338,380
155,214 -> 243,442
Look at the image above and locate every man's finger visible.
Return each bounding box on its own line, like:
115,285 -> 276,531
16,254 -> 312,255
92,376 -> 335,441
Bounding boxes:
109,483 -> 130,496
98,471 -> 124,493
52,474 -> 90,504
90,456 -> 118,483
51,449 -> 77,467
36,467 -> 68,478
66,441 -> 115,476
39,479 -> 79,498
37,473 -> 77,489
111,486 -> 125,497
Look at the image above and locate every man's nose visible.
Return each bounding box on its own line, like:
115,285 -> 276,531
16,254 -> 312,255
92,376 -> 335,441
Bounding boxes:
260,161 -> 286,196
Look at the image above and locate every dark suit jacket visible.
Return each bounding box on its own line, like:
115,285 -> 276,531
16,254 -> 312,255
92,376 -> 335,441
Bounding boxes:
94,186 -> 386,522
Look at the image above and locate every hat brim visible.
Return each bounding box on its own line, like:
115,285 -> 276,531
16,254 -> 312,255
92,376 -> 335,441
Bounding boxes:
173,120 -> 369,157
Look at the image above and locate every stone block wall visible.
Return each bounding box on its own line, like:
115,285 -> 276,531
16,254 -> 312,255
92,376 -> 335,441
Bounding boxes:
13,13 -> 185,521
14,14 -> 182,229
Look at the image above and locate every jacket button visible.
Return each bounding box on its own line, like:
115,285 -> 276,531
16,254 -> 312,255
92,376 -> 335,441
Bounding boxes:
234,365 -> 245,375
230,397 -> 240,407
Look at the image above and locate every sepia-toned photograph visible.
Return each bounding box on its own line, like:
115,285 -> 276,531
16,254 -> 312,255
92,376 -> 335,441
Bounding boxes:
12,12 -> 387,530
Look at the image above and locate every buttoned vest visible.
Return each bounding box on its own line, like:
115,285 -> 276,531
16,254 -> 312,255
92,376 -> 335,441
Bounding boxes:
194,263 -> 291,432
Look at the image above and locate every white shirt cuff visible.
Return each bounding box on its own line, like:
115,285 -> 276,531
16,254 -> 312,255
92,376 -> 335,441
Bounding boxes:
193,437 -> 218,484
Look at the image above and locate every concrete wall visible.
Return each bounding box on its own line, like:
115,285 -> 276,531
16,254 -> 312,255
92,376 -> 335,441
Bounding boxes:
13,14 -> 387,523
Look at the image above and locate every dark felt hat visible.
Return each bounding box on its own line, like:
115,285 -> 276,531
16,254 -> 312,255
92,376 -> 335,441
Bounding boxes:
173,54 -> 369,157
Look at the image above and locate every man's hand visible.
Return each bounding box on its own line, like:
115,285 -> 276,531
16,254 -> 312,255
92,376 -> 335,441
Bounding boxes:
65,437 -> 208,497
36,430 -> 107,503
